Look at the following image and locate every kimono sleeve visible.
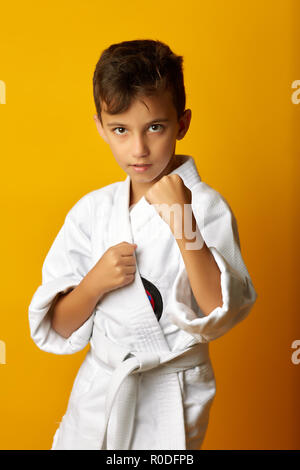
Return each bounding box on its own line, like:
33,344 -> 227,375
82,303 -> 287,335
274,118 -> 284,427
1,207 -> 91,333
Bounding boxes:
28,194 -> 96,354
168,182 -> 258,343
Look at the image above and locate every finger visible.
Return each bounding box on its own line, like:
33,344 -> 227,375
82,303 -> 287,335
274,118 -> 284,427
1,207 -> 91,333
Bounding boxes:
119,244 -> 138,256
120,257 -> 136,266
119,241 -> 138,248
123,266 -> 136,275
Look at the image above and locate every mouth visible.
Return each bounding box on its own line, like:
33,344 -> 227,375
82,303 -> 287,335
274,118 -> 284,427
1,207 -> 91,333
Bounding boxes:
131,164 -> 152,173
131,163 -> 151,166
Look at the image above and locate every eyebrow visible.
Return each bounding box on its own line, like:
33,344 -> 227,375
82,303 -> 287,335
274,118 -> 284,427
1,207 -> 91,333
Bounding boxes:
106,118 -> 170,127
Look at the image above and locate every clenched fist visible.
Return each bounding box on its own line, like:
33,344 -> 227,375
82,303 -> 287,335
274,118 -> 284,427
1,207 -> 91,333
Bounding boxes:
92,241 -> 138,297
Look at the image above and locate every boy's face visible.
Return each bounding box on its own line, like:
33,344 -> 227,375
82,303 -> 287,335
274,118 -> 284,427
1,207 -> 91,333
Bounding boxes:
93,89 -> 191,186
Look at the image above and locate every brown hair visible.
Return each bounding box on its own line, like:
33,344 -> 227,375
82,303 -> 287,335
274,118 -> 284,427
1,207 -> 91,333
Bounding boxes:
93,39 -> 186,124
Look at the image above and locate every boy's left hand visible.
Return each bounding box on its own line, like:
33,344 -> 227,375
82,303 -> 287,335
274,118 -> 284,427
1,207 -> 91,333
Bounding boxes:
145,174 -> 192,229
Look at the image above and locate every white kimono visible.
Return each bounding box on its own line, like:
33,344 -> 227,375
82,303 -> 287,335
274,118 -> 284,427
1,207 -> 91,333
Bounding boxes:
28,155 -> 257,450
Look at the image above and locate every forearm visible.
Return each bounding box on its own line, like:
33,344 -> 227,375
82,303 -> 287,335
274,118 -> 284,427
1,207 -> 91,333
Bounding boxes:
172,208 -> 223,316
50,267 -> 105,339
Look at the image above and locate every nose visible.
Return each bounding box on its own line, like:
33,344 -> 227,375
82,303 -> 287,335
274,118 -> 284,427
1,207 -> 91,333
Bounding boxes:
131,133 -> 149,159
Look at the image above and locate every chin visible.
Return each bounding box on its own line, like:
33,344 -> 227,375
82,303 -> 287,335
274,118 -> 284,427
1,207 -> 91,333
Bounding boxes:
132,174 -> 155,183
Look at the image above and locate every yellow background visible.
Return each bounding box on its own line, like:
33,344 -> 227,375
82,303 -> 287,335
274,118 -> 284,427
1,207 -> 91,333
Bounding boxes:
0,0 -> 299,450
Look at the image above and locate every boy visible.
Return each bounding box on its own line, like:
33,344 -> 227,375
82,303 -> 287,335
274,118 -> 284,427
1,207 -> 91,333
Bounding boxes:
28,39 -> 257,450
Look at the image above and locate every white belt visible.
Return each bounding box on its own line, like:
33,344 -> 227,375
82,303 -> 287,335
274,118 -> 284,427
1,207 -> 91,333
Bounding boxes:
90,323 -> 209,450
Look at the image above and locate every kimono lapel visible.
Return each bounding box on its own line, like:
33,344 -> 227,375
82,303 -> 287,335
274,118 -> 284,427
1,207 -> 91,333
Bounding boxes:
97,173 -> 170,353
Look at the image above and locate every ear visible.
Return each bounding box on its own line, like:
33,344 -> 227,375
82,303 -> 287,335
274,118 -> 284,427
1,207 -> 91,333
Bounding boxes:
176,109 -> 192,140
93,114 -> 108,143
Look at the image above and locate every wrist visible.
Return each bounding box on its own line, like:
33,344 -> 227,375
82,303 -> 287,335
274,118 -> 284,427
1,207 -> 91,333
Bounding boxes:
82,267 -> 107,303
171,206 -> 205,251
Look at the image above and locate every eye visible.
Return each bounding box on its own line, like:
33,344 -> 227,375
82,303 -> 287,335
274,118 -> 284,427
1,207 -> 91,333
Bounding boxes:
112,124 -> 164,136
112,127 -> 127,135
149,124 -> 164,132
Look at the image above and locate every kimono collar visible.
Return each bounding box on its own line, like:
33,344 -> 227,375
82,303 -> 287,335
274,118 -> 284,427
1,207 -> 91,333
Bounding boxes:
168,154 -> 202,189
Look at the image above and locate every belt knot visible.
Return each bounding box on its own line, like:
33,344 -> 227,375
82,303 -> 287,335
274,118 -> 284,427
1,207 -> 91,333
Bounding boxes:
127,351 -> 161,372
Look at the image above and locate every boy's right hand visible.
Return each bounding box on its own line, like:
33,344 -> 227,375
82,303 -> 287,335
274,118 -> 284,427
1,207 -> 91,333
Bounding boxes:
92,241 -> 138,297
